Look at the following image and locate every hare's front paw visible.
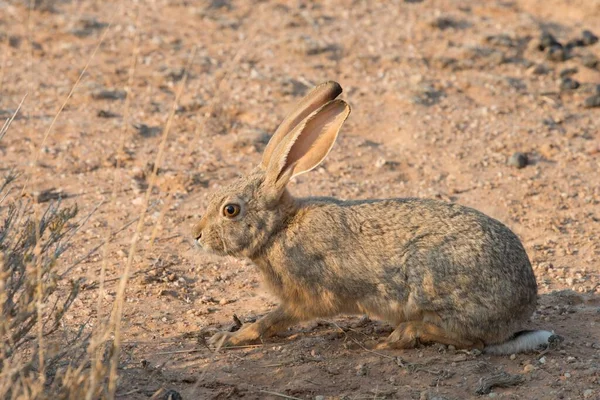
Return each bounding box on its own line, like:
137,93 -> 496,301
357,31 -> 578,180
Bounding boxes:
208,331 -> 237,349
208,327 -> 260,350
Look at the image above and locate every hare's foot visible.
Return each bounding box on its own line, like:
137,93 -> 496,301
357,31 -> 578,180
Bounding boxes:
376,321 -> 483,350
209,307 -> 297,350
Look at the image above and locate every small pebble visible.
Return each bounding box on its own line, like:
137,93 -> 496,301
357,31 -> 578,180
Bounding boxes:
529,63 -> 550,75
582,30 -> 599,46
583,94 -> 600,108
559,67 -> 578,78
560,77 -> 580,90
315,396 -> 325,400
447,345 -> 456,351
162,389 -> 183,400
523,364 -> 536,373
538,32 -> 560,51
564,372 -> 571,378
582,54 -> 599,69
565,38 -> 585,49
539,356 -> 546,364
355,364 -> 368,376
510,354 -> 516,360
546,45 -> 566,62
508,152 -> 528,169
583,389 -> 594,399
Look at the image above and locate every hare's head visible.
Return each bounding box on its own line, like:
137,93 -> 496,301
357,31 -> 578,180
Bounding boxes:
193,81 -> 351,258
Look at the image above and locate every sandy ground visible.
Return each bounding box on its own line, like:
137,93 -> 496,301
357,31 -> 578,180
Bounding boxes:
1,0 -> 600,398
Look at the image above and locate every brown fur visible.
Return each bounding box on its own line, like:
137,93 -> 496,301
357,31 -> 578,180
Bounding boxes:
194,81 -> 539,351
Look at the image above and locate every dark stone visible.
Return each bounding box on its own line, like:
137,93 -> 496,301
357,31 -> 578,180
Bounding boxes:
508,152 -> 528,169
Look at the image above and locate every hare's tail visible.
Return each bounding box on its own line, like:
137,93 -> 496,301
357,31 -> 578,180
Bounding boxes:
483,330 -> 558,355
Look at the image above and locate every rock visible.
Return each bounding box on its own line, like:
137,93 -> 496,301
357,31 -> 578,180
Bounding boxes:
485,34 -> 515,48
91,89 -> 127,101
161,389 -> 183,400
559,67 -> 578,78
560,77 -> 580,90
539,356 -> 546,364
355,363 -> 368,376
508,152 -> 528,169
133,123 -> 162,138
582,30 -> 599,46
583,389 -> 594,398
97,110 -> 120,118
510,354 -> 516,360
582,54 -> 599,69
281,78 -> 310,96
538,32 -> 561,51
565,38 -> 585,49
528,63 -> 550,75
523,364 -> 536,373
315,396 -> 326,400
583,94 -> 600,108
411,83 -> 445,106
546,45 -> 566,62
429,16 -> 466,30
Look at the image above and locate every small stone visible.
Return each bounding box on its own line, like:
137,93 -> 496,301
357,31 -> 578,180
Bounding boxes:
529,63 -> 550,75
510,354 -> 516,360
91,89 -> 127,101
315,396 -> 325,400
564,372 -> 571,378
97,109 -> 120,118
538,32 -> 561,51
559,67 -> 578,78
488,393 -> 498,398
565,39 -> 585,49
583,94 -> 600,108
582,30 -> 599,46
583,389 -> 594,399
447,345 -> 456,351
582,54 -> 599,69
567,356 -> 576,363
523,364 -> 536,373
355,363 -> 368,376
162,389 -> 183,400
546,45 -> 566,62
539,356 -> 547,364
508,152 -> 528,169
560,77 -> 580,90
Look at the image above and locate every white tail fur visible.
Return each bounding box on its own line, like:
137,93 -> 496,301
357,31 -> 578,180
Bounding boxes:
483,330 -> 555,355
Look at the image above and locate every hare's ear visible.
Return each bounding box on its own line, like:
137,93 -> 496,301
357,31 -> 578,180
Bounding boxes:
261,81 -> 342,169
264,99 -> 350,196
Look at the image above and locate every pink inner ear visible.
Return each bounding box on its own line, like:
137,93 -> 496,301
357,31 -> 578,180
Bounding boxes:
283,103 -> 347,177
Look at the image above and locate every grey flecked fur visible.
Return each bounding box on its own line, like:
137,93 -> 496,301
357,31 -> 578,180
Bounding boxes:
194,81 -> 549,353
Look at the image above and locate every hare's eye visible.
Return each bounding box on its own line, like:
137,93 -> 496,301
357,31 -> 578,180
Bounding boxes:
223,204 -> 241,218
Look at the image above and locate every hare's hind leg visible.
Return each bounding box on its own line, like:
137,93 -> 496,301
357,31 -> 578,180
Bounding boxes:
376,321 -> 483,350
209,306 -> 297,350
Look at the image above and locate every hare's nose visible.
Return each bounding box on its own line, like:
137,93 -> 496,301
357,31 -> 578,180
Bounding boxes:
192,218 -> 204,241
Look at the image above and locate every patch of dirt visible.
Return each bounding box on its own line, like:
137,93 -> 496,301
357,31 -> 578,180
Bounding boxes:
1,0 -> 599,398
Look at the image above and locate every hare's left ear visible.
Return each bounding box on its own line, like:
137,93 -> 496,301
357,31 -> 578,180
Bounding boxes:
263,99 -> 350,196
261,81 -> 342,169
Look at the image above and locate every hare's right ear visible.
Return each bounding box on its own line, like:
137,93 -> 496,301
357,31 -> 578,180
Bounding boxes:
261,81 -> 342,169
262,99 -> 350,200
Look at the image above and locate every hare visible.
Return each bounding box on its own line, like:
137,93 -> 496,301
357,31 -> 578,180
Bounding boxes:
193,81 -> 555,354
